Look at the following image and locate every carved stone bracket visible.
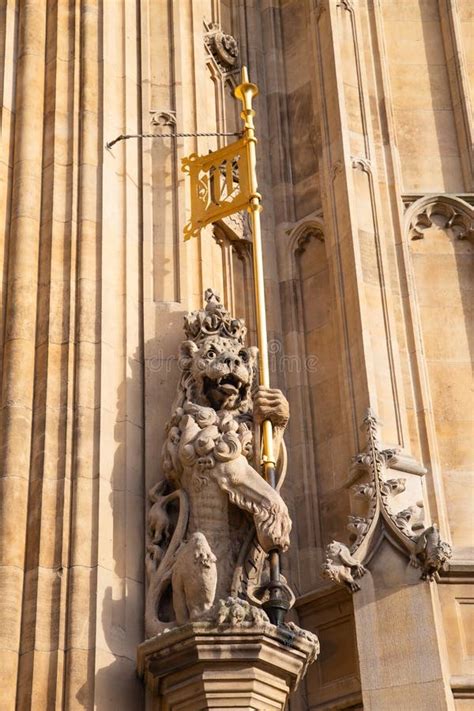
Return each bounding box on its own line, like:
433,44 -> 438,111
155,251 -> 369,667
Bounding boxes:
321,409 -> 452,592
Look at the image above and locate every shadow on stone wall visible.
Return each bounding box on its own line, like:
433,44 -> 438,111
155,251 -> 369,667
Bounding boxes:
76,344 -> 148,710
78,315 -> 186,709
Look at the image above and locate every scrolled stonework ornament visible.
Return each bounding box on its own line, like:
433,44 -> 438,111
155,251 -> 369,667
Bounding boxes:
145,290 -> 302,638
284,621 -> 321,664
321,409 -> 452,592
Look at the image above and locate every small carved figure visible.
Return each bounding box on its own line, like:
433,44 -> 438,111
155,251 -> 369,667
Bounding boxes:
411,524 -> 452,581
321,540 -> 367,593
213,597 -> 269,626
148,481 -> 172,546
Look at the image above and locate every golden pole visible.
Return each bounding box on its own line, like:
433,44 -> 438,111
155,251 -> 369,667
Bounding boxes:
234,66 -> 274,471
235,66 -> 288,625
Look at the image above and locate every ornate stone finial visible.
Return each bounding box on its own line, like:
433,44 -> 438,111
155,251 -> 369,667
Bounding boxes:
321,408 -> 452,592
183,289 -> 247,344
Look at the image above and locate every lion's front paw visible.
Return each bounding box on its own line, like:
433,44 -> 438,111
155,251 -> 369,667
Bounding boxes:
256,500 -> 291,552
254,387 -> 289,429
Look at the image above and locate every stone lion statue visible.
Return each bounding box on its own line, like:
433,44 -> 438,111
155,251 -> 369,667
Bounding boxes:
145,290 -> 292,636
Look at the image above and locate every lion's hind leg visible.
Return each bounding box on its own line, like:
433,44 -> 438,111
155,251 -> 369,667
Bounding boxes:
172,532 -> 217,625
171,576 -> 188,626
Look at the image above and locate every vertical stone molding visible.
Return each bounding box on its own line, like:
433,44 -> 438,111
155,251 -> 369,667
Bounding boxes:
353,544 -> 456,711
279,219 -> 339,595
310,0 -> 408,452
0,3 -> 48,706
438,0 -> 474,191
0,2 -> 145,708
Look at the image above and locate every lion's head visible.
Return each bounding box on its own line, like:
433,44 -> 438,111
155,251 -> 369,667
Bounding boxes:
179,335 -> 257,413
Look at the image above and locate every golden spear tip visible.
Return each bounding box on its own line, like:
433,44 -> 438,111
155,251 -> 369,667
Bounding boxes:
234,66 -> 259,106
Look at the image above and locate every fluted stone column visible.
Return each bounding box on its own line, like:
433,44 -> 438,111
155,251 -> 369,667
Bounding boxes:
0,2 -> 145,708
0,3 -> 48,706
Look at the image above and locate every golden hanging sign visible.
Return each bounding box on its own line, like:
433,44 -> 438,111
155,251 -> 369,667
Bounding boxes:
182,136 -> 251,240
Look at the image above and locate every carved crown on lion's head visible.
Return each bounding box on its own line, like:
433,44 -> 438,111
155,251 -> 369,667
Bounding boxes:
178,289 -> 257,414
184,288 -> 247,345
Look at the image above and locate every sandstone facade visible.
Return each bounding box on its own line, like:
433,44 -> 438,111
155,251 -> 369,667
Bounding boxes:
0,1 -> 472,710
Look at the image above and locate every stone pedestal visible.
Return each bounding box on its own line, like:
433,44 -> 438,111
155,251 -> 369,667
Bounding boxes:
137,621 -> 318,710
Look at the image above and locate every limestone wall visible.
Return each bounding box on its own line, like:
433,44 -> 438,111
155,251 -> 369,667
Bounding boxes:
0,1 -> 472,709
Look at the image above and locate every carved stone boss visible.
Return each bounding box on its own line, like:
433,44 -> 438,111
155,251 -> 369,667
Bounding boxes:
204,22 -> 240,74
144,290 -> 318,662
322,409 -> 452,592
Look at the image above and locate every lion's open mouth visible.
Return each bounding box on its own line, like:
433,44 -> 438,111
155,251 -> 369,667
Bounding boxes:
217,373 -> 242,394
203,373 -> 247,403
